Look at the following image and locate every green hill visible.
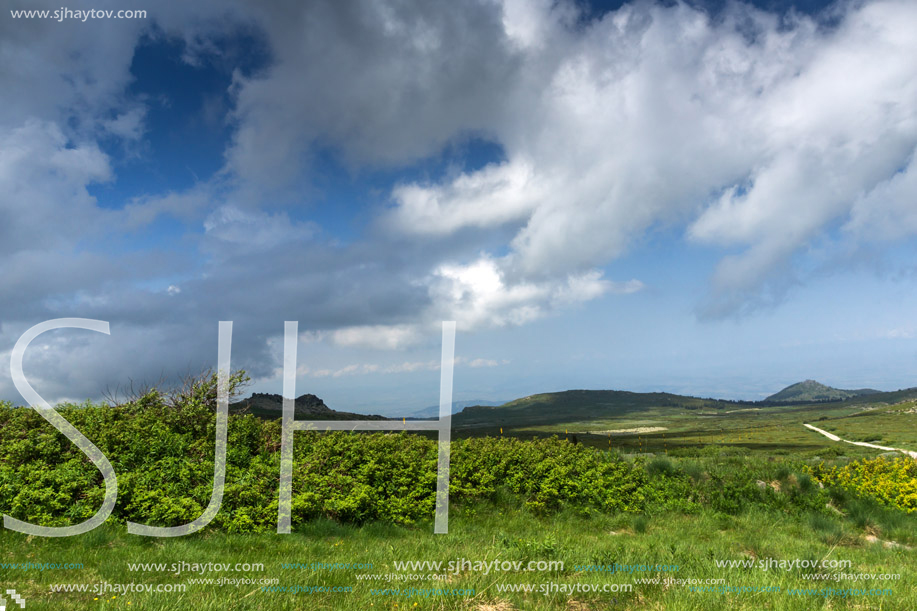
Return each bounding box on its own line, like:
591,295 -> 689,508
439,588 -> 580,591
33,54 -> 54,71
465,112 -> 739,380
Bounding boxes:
764,380 -> 880,404
453,389 -> 734,428
845,386 -> 917,405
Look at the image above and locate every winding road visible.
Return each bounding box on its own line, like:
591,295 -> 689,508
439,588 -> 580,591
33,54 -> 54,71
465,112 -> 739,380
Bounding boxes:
803,423 -> 917,460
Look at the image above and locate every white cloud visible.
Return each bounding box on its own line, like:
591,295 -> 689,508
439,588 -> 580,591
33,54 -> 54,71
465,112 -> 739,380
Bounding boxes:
388,160 -> 540,234
383,360 -> 440,373
102,107 -> 147,141
468,358 -> 499,368
0,1 -> 145,132
122,184 -> 216,228
681,2 -> 917,312
294,354 -> 506,378
203,205 -> 318,251
428,256 -> 624,330
499,0 -> 578,51
845,149 -> 917,241
0,120 -> 111,254
329,324 -> 424,350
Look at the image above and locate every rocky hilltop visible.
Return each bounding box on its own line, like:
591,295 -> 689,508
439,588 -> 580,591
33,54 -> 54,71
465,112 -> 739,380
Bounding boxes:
230,392 -> 388,420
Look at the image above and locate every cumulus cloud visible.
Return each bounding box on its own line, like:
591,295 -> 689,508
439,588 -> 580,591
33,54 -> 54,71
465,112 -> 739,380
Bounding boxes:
0,2 -> 144,132
226,0 -> 519,186
374,0 -> 917,313
428,256 -> 627,329
388,160 -> 540,235
845,150 -> 917,241
102,107 -> 147,141
311,256 -> 638,352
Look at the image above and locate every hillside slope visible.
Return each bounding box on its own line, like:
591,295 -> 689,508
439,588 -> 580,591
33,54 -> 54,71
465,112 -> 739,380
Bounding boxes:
453,389 -> 736,427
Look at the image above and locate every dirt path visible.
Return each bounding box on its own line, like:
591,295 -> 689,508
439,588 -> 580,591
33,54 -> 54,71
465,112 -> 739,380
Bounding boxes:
803,423 -> 917,459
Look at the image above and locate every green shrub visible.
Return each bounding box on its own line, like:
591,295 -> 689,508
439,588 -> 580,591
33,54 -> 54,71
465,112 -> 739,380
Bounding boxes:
0,373 -> 887,533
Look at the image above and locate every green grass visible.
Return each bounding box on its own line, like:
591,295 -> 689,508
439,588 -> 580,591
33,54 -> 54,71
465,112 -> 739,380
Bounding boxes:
814,402 -> 917,449
2,500 -> 914,610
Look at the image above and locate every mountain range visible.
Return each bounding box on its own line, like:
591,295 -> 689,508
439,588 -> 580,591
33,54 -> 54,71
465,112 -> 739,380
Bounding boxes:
229,380 -> 913,424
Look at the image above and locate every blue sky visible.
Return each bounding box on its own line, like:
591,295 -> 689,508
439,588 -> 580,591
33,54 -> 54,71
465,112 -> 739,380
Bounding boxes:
2,0 -> 917,414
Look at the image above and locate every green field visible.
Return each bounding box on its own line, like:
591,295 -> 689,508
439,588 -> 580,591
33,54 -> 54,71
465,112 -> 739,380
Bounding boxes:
454,389 -> 917,462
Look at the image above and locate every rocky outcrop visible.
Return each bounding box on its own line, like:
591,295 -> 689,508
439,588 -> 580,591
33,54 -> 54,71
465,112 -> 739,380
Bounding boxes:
230,393 -> 388,420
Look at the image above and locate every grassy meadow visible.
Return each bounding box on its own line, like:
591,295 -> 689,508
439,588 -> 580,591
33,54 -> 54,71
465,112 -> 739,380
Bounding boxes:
2,498 -> 915,610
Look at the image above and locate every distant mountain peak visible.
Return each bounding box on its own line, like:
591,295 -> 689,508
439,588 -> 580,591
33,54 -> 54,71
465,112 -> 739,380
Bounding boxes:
764,380 -> 880,404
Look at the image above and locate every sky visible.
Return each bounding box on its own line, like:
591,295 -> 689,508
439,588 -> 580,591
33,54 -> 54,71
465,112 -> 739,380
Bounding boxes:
2,0 -> 917,415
